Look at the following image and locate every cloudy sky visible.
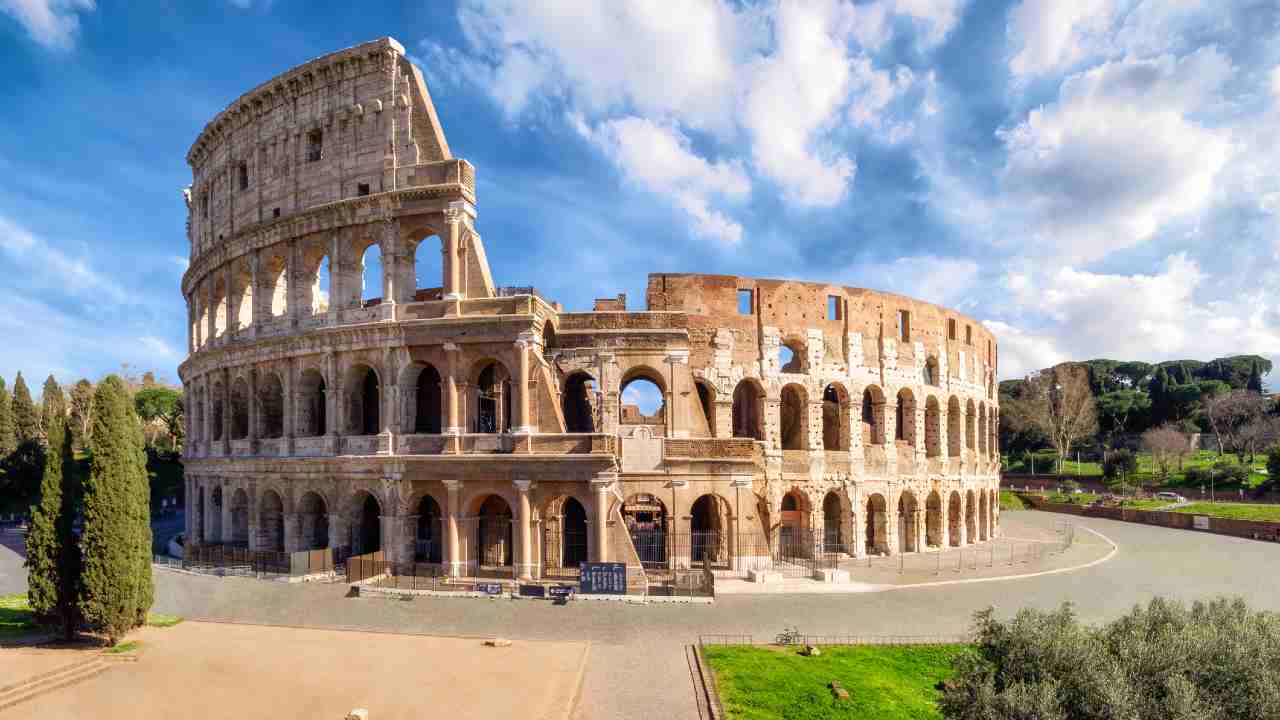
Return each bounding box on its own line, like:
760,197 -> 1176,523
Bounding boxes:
1,0 -> 1277,388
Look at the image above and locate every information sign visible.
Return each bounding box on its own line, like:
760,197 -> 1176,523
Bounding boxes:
579,562 -> 627,595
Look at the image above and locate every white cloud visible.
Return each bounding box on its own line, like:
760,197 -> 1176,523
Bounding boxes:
169,255 -> 189,271
0,0 -> 95,50
995,50 -> 1232,262
845,255 -> 981,308
0,214 -> 128,303
139,335 -> 180,362
576,115 -> 749,244
1006,0 -> 1117,80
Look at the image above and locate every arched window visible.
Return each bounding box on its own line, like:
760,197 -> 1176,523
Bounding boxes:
473,361 -> 510,433
345,365 -> 380,436
732,379 -> 764,440
896,389 -> 916,446
924,396 -> 941,457
361,244 -> 382,304
861,386 -> 885,445
822,384 -> 849,451
563,372 -> 596,433
266,254 -> 288,317
234,261 -> 254,331
947,396 -> 961,456
413,234 -> 442,299
620,371 -> 665,425
779,384 -> 808,450
414,365 -> 442,434
230,377 -> 250,440
258,373 -> 284,439
965,399 -> 976,450
694,380 -> 716,437
779,338 -> 807,374
298,369 -> 327,437
312,255 -> 331,315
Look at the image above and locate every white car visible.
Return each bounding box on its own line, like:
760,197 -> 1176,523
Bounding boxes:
1154,492 -> 1186,503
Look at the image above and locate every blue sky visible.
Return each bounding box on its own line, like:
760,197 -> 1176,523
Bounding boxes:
1,0 -> 1278,389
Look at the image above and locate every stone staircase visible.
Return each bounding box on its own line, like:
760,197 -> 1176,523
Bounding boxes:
0,655 -> 120,712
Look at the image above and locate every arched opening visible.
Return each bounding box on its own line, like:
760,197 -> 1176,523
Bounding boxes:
361,244 -> 383,304
947,396 -> 961,457
414,365 -> 443,434
193,390 -> 205,443
211,383 -> 225,442
194,485 -> 206,542
346,365 -> 380,436
780,489 -> 809,542
258,373 -> 284,438
234,261 -> 254,331
260,490 -> 284,552
230,377 -> 249,440
416,495 -> 443,563
212,277 -> 228,338
898,491 -> 919,553
731,379 -> 764,440
413,234 -> 442,296
475,494 -> 513,569
623,494 -> 668,568
895,389 -> 917,446
862,386 -> 885,445
297,369 -> 326,437
229,488 -> 249,546
965,400 -> 977,451
965,490 -> 977,542
865,494 -> 887,555
561,497 -> 588,567
949,491 -> 962,546
620,371 -> 665,425
562,372 -> 597,433
694,380 -> 716,437
208,486 -> 224,542
691,494 -> 728,566
822,383 -> 849,450
978,489 -> 989,541
926,491 -> 942,548
312,254 -> 331,315
978,404 -> 988,457
473,362 -> 509,433
923,356 -> 939,386
297,491 -> 329,551
822,491 -> 844,553
351,491 -> 381,555
266,254 -> 288,316
779,384 -> 808,450
924,396 -> 942,457
778,338 -> 806,373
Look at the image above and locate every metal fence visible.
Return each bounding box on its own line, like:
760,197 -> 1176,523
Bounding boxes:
156,544 -> 347,578
635,530 -> 840,579
699,633 -> 969,647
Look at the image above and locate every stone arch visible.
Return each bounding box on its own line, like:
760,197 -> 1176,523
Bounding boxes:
865,493 -> 888,555
895,388 -> 917,446
563,371 -> 597,433
297,367 -> 327,437
257,371 -> 285,438
925,491 -> 943,548
230,376 -> 250,440
471,494 -> 514,568
619,365 -> 666,426
779,383 -> 809,450
822,382 -> 850,451
192,387 -> 206,443
861,385 -> 886,446
297,243 -> 330,315
965,399 -> 977,451
360,242 -> 382,304
411,232 -> 443,296
693,378 -> 716,438
978,403 -> 989,457
415,494 -> 443,563
621,493 -> 668,567
947,396 -> 961,457
211,379 -> 225,442
924,395 -> 942,458
923,355 -> 940,386
471,359 -> 512,433
229,487 -> 250,546
347,489 -> 382,555
690,493 -> 731,566
209,485 -> 224,542
212,275 -> 228,338
399,362 -> 443,434
948,491 -> 962,546
779,336 -> 808,374
264,252 -> 288,317
731,378 -> 765,440
297,490 -> 329,551
543,494 -> 590,570
259,488 -> 285,552
821,491 -> 847,552
898,490 -> 920,553
345,363 -> 381,436
232,259 -> 253,331
965,489 -> 977,542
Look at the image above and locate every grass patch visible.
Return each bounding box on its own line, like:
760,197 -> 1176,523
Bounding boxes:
105,640 -> 140,654
999,490 -> 1030,511
704,644 -> 966,719
1004,450 -> 1269,489
0,594 -> 37,637
1122,499 -> 1177,511
1171,502 -> 1280,522
146,612 -> 182,628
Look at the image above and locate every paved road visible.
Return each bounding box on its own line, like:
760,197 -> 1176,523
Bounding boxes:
4,511 -> 1279,719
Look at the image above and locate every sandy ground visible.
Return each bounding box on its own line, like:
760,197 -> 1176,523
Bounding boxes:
2,621 -> 589,720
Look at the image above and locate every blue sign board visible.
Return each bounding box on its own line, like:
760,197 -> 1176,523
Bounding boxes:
477,582 -> 504,596
518,584 -> 546,598
579,562 -> 627,595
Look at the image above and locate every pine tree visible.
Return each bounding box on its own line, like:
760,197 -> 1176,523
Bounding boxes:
78,375 -> 153,644
0,376 -> 14,457
12,372 -> 39,444
24,380 -> 81,639
1248,360 -> 1264,393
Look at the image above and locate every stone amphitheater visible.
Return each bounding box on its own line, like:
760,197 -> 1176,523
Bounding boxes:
179,37 -> 1001,585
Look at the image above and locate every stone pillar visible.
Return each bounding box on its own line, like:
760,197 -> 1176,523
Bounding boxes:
325,351 -> 340,453
329,231 -> 342,321
941,499 -> 951,548
247,497 -> 260,551
329,512 -> 350,553
205,279 -> 215,347
283,512 -> 300,553
444,479 -> 463,577
247,368 -> 259,449
958,495 -> 968,546
666,350 -> 689,438
287,238 -> 300,326
220,368 -> 232,455
514,479 -> 534,580
443,343 -> 462,436
513,333 -> 534,434
442,204 -> 464,303
220,481 -> 233,544
247,250 -> 259,338
591,472 -> 615,563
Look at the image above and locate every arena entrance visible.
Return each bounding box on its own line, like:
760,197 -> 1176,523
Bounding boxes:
470,494 -> 513,579
625,494 -> 668,571
542,496 -> 589,580
416,495 -> 443,563
350,491 -> 381,555
691,494 -> 730,569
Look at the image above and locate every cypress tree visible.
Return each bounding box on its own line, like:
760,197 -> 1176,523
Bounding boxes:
0,376 -> 14,458
12,372 -> 39,444
1248,360 -> 1264,393
24,380 -> 81,639
78,375 -> 153,644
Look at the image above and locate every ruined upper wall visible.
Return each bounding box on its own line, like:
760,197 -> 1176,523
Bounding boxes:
184,37 -> 457,261
646,272 -> 998,380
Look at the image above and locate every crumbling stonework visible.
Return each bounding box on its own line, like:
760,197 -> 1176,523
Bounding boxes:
179,37 -> 1001,580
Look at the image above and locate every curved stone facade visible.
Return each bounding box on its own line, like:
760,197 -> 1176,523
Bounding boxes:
179,37 -> 1001,582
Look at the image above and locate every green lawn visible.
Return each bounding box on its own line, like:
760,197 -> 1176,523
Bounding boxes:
1121,499 -> 1178,511
999,490 -> 1030,511
1171,502 -> 1280,522
1004,450 -> 1268,489
704,644 -> 966,720
0,594 -> 37,637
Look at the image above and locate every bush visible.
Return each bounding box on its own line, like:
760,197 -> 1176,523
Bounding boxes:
939,597 -> 1280,720
1102,449 -> 1137,480
1212,460 -> 1250,486
1265,446 -> 1280,493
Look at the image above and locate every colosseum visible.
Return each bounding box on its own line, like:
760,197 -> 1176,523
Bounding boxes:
178,37 -> 1001,588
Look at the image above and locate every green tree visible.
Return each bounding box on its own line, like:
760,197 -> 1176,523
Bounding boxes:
1096,390 -> 1150,447
1103,449 -> 1138,483
135,386 -> 182,450
1248,360 -> 1265,393
69,379 -> 94,451
78,375 -> 153,644
1265,446 -> 1280,495
24,380 -> 81,639
0,376 -> 14,458
11,372 -> 39,444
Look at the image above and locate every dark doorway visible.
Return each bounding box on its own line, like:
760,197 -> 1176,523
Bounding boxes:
561,498 -> 588,566
416,495 -> 442,562
355,493 -> 381,554
361,370 -> 380,435
415,366 -> 442,434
